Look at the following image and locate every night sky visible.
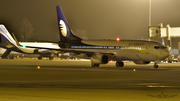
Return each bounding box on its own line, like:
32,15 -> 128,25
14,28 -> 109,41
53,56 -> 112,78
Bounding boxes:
0,0 -> 180,42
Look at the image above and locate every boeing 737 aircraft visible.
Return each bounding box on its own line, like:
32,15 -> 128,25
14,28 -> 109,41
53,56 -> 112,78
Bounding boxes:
0,25 -> 60,60
55,6 -> 169,68
0,6 -> 169,68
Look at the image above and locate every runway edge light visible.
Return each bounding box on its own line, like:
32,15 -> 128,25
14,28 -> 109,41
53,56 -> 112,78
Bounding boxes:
37,66 -> 40,69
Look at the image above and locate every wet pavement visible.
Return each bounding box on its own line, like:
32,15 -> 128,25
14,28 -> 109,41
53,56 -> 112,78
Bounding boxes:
0,59 -> 180,101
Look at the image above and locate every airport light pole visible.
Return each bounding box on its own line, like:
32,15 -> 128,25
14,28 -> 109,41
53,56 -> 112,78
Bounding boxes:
149,0 -> 151,26
148,0 -> 151,41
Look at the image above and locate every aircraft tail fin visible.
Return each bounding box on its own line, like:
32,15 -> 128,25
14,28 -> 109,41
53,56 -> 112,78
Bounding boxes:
56,6 -> 81,45
0,25 -> 17,47
0,25 -> 18,58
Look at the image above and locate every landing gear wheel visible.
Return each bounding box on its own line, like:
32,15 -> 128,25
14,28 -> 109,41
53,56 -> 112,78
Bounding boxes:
116,62 -> 120,67
91,62 -> 99,67
154,63 -> 158,68
38,56 -> 42,60
116,61 -> 124,67
95,64 -> 99,67
49,57 -> 54,60
120,62 -> 124,67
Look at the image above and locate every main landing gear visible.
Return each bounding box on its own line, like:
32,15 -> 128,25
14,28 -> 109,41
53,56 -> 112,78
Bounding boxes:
91,61 -> 124,67
91,61 -> 159,68
38,56 -> 54,60
49,56 -> 54,60
38,56 -> 42,60
116,61 -> 124,67
154,63 -> 158,68
91,62 -> 100,67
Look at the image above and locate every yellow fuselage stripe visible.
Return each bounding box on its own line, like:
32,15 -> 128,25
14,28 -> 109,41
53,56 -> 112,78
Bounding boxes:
119,49 -> 164,60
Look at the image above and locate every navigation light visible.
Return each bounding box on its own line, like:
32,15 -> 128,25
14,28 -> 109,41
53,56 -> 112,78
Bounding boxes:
116,38 -> 120,41
22,45 -> 26,48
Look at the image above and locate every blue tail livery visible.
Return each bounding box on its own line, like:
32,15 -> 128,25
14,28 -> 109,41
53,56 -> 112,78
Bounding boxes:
56,6 -> 82,48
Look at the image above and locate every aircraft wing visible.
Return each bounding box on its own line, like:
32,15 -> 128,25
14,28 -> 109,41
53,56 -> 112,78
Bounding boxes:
19,42 -> 60,50
20,44 -> 115,56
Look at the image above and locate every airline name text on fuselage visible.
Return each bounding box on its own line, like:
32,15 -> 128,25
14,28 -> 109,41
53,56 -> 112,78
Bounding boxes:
129,43 -> 145,46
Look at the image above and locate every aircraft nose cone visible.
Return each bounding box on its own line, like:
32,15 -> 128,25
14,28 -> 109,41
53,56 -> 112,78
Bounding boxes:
163,50 -> 169,59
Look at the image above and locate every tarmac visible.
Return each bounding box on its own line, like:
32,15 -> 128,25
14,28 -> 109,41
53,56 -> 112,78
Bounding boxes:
0,59 -> 180,101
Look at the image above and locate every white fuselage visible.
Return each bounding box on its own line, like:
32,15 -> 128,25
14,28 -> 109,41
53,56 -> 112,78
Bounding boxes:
68,40 -> 169,62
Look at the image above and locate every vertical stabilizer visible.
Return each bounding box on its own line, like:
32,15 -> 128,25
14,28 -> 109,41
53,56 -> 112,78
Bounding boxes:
56,6 -> 81,44
0,25 -> 17,46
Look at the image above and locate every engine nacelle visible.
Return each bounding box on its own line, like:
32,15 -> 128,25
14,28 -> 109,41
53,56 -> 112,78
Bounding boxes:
91,54 -> 108,64
133,61 -> 150,64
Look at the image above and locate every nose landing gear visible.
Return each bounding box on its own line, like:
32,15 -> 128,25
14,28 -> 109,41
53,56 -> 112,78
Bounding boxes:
154,63 -> 158,68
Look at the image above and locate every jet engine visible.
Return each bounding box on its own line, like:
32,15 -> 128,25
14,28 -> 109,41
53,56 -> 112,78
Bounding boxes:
91,54 -> 108,64
133,61 -> 150,64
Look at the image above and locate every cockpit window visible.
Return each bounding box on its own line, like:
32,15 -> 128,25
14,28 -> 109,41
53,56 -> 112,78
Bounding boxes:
154,46 -> 166,49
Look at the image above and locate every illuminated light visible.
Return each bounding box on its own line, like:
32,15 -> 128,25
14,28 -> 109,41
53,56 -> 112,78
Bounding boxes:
110,60 -> 113,62
37,66 -> 40,69
22,45 -> 26,48
133,69 -> 136,71
116,38 -> 120,41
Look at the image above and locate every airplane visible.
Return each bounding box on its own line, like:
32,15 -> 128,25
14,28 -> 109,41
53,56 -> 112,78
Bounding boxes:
0,6 -> 169,68
0,24 -> 60,60
55,6 -> 169,68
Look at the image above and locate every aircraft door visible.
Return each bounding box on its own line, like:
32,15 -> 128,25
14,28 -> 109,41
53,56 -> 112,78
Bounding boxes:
145,44 -> 151,54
